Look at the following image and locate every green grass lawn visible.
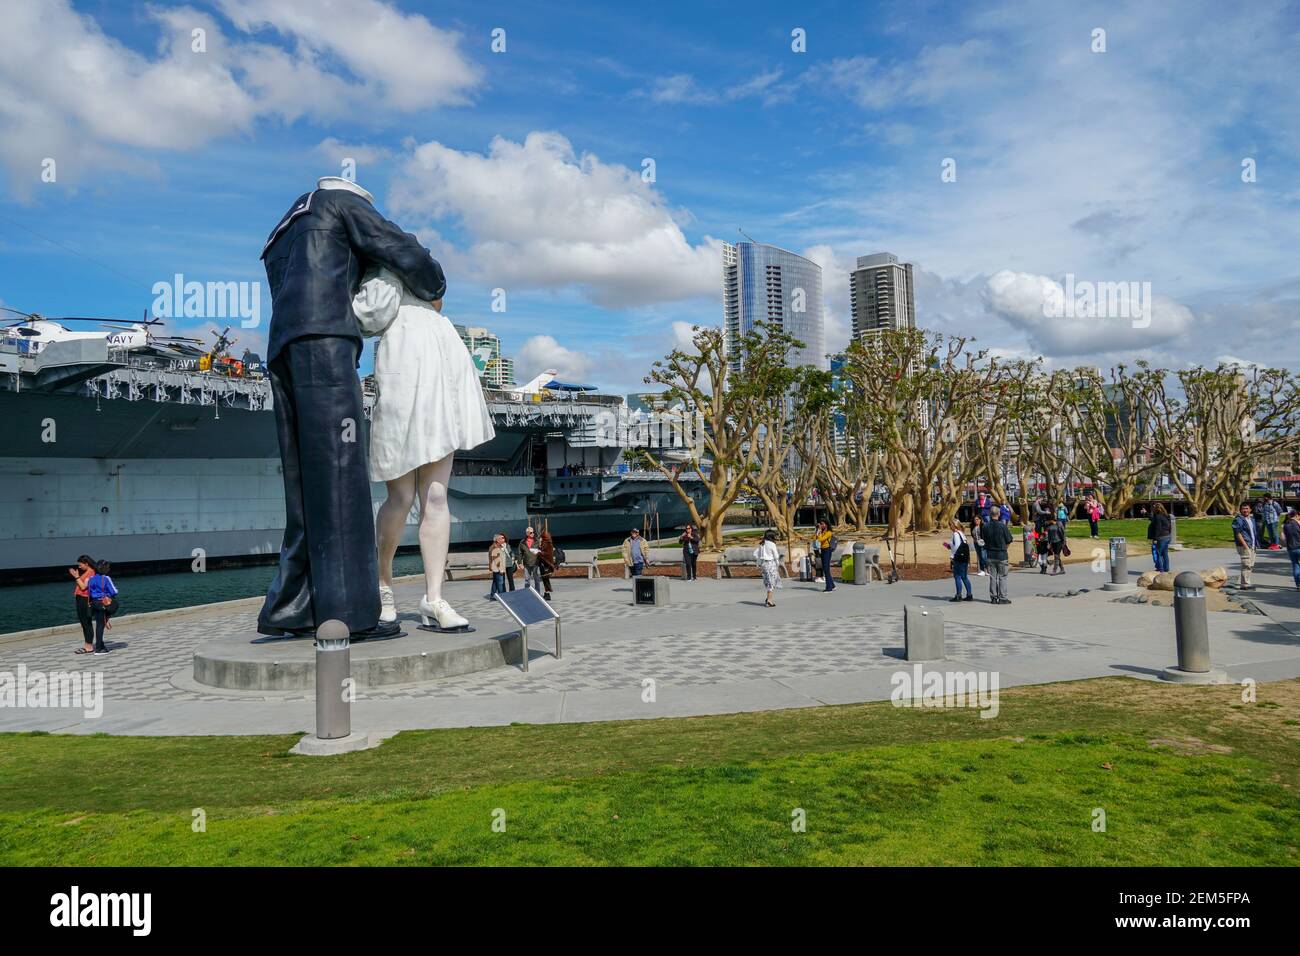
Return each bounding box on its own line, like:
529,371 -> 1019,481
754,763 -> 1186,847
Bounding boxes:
1,678 -> 1296,865
599,517 -> 1238,559
1094,517 -> 1235,549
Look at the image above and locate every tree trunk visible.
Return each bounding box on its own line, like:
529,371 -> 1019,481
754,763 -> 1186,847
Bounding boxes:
912,491 -> 935,533
703,504 -> 727,551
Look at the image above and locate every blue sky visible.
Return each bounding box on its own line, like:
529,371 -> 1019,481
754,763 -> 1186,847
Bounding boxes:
2,0 -> 1299,391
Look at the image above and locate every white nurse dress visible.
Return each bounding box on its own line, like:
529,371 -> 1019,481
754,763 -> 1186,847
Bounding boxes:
352,267 -> 495,482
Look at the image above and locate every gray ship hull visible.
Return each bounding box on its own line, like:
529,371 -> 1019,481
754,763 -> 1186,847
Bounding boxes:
0,378 -> 705,577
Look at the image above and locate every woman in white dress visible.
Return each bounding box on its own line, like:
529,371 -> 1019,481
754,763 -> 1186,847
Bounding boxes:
352,267 -> 495,630
754,530 -> 784,608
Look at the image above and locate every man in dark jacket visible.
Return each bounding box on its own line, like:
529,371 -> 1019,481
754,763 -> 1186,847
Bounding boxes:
982,514 -> 1015,604
257,177 -> 446,639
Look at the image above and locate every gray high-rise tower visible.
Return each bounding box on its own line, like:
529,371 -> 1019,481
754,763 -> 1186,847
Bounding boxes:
849,252 -> 915,339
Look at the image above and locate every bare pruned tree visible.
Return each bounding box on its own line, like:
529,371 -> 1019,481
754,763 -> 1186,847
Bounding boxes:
639,322 -> 803,549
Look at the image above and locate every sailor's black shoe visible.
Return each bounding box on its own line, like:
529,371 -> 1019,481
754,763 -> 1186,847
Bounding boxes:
349,619 -> 401,641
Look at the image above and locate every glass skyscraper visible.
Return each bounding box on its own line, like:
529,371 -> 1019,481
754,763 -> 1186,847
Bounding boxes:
722,241 -> 826,373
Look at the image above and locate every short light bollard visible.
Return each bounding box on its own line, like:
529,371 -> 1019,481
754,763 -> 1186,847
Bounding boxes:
1161,572 -> 1227,683
1102,536 -> 1135,591
315,619 -> 351,740
853,542 -> 867,585
904,605 -> 945,661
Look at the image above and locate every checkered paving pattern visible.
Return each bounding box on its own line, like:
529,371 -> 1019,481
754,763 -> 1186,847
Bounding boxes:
0,599 -> 1093,705
0,608 -> 252,703
365,617 -> 1093,700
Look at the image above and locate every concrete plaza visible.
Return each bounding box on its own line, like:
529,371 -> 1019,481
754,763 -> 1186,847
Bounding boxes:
2,545 -> 1299,737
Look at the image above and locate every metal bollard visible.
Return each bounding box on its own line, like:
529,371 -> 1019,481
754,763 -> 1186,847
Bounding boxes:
1170,513 -> 1185,550
1103,536 -> 1134,591
1162,572 -> 1226,683
314,619 -> 351,740
853,542 -> 867,585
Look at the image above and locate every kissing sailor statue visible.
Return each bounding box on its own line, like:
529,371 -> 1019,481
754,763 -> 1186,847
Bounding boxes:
257,176 -> 446,640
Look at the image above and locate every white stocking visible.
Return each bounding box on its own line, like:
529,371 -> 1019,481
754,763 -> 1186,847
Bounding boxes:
416,454 -> 454,602
376,471 -> 416,589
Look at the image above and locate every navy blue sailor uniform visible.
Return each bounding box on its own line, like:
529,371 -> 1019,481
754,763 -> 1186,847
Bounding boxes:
256,186 -> 446,636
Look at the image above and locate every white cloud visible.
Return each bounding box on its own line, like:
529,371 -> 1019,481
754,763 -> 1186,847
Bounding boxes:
793,40 -> 996,111
787,3 -> 1300,371
799,243 -> 853,354
313,138 -> 394,176
516,334 -> 594,383
983,270 -> 1194,356
0,0 -> 480,195
671,320 -> 705,351
643,69 -> 782,105
215,0 -> 480,113
388,131 -> 723,307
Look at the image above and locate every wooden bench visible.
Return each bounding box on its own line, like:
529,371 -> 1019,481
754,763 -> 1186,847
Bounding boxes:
443,555 -> 490,581
716,546 -> 790,579
623,547 -> 688,578
446,555 -> 599,580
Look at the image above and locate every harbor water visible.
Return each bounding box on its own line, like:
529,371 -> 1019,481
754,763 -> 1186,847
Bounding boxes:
0,537 -> 625,636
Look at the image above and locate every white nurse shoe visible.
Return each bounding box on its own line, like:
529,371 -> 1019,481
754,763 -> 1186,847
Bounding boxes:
420,596 -> 468,630
378,584 -> 397,623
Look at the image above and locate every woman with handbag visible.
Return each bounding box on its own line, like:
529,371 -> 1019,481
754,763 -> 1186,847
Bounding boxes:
945,519 -> 973,601
754,530 -> 783,607
679,524 -> 700,581
87,560 -> 119,655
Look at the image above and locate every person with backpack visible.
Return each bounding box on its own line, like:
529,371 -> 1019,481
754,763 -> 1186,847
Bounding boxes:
815,520 -> 838,592
1046,519 -> 1066,575
945,519 -> 973,601
70,554 -> 96,656
87,560 -> 119,655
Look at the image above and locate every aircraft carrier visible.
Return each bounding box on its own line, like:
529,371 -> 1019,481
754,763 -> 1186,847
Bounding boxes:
0,332 -> 706,582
